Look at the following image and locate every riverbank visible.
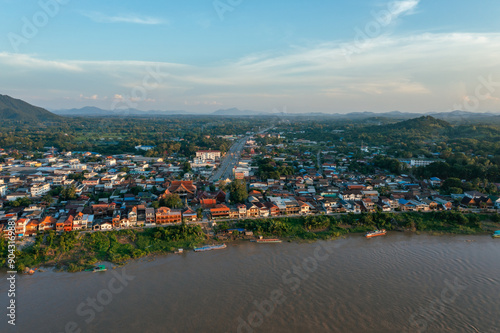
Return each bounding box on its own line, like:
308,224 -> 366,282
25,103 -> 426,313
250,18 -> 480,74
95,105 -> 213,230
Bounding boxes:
2,211 -> 499,272
2,224 -> 208,272
228,210 -> 499,239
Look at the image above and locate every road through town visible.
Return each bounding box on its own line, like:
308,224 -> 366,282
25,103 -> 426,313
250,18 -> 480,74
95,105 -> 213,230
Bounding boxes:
210,126 -> 274,182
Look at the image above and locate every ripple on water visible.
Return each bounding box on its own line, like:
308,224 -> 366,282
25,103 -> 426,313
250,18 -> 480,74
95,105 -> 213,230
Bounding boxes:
1,234 -> 499,333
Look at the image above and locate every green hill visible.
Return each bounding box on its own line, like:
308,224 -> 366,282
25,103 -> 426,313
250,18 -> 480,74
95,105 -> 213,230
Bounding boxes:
389,115 -> 450,131
0,94 -> 62,122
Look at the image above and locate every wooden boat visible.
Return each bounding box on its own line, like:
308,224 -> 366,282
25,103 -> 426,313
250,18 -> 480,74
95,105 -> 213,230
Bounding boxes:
194,244 -> 227,252
251,236 -> 282,243
365,229 -> 387,238
253,238 -> 282,243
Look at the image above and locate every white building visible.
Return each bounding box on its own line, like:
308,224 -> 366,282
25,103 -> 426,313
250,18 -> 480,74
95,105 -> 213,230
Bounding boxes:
106,157 -> 117,167
233,167 -> 250,177
398,159 -> 442,167
30,183 -> 51,197
68,163 -> 87,171
196,150 -> 221,161
6,192 -> 29,201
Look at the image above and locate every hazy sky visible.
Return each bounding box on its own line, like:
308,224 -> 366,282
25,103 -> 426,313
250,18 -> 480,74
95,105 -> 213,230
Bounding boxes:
1,0 -> 500,113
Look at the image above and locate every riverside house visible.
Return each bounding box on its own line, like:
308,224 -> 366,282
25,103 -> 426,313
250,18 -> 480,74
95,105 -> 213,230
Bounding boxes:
39,216 -> 56,231
210,204 -> 230,219
155,207 -> 182,224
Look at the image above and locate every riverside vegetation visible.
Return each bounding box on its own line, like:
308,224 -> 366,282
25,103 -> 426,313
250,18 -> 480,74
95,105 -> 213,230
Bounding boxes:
0,224 -> 206,272
3,211 -> 498,273
228,211 -> 499,239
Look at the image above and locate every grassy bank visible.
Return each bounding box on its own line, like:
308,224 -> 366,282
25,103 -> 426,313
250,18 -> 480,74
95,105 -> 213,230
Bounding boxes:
1,224 -> 206,272
224,211 -> 500,240
2,211 -> 499,272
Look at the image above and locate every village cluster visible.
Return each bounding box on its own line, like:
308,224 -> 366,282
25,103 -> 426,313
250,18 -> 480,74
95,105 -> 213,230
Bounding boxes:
1,132 -> 499,239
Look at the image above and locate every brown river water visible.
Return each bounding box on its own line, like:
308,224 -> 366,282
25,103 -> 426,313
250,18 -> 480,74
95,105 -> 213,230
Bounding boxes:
1,233 -> 499,333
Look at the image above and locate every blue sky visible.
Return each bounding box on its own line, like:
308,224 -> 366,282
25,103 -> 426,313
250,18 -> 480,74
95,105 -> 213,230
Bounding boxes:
1,0 -> 500,113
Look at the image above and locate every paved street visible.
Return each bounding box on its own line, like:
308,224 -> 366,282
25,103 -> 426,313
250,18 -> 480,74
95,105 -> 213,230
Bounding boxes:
210,126 -> 274,182
210,136 -> 248,182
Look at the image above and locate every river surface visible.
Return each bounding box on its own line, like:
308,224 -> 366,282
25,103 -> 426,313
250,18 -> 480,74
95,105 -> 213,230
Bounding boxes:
1,233 -> 499,333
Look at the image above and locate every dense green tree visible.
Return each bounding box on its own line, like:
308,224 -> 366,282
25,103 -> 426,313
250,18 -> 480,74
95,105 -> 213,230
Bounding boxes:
441,178 -> 462,191
7,197 -> 32,207
227,179 -> 248,203
60,184 -> 77,201
130,186 -> 143,195
160,194 -> 183,209
68,173 -> 85,181
41,194 -> 54,205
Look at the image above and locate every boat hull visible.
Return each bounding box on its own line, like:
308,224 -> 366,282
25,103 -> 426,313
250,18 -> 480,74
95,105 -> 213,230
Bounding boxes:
194,244 -> 227,252
365,230 -> 387,238
255,239 -> 282,243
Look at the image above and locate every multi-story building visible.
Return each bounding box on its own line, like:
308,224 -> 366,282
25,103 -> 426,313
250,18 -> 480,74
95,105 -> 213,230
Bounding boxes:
68,164 -> 87,171
106,157 -> 117,167
182,208 -> 197,222
39,216 -> 56,231
398,159 -> 441,168
128,208 -> 138,226
15,218 -> 30,237
30,183 -> 51,197
245,203 -> 260,217
196,150 -> 221,162
145,208 -> 156,225
210,204 -> 230,219
72,212 -> 90,230
155,207 -> 182,224
25,220 -> 40,236
136,205 -> 146,225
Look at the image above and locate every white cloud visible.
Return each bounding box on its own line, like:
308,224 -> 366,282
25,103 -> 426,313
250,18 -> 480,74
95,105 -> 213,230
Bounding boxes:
79,94 -> 106,101
0,52 -> 82,72
2,31 -> 500,113
81,11 -> 166,25
388,0 -> 420,17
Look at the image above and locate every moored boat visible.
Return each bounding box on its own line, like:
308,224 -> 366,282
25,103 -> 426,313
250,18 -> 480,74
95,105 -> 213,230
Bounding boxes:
93,265 -> 107,272
365,229 -> 387,238
194,244 -> 227,252
253,238 -> 282,243
251,236 -> 282,243
174,248 -> 184,254
493,230 -> 500,238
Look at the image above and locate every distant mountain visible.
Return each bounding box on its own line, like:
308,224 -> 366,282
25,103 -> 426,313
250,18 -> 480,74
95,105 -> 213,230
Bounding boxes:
211,108 -> 270,116
339,111 -> 420,120
0,94 -> 61,122
266,110 -> 422,120
53,107 -> 190,117
390,115 -> 451,131
50,105 -> 500,122
53,106 -> 107,116
427,110 -> 497,120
